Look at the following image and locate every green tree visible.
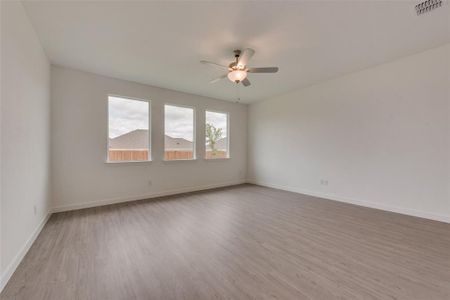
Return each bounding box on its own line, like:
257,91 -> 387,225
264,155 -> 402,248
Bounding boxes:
206,123 -> 223,155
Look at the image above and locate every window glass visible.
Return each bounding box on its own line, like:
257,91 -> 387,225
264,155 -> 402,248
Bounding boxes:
205,111 -> 228,159
164,105 -> 195,160
108,96 -> 150,162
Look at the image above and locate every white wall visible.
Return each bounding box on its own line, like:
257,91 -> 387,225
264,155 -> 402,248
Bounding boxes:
1,0 -> 51,289
51,66 -> 247,211
248,44 -> 450,223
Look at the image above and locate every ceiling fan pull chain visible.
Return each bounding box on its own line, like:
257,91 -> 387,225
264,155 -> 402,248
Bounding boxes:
236,82 -> 241,103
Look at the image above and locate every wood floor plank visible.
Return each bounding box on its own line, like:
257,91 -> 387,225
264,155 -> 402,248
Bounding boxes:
2,184 -> 449,299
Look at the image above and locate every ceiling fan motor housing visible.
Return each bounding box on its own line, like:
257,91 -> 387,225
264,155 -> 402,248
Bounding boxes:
230,50 -> 243,70
229,62 -> 237,69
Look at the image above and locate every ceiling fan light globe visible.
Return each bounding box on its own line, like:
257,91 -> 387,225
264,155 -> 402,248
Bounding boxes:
227,70 -> 247,82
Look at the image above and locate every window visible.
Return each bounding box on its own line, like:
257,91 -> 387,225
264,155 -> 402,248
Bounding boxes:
164,104 -> 195,160
108,96 -> 150,162
205,111 -> 229,159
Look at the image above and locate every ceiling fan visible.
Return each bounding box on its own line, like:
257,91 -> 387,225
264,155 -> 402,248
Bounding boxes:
200,48 -> 279,87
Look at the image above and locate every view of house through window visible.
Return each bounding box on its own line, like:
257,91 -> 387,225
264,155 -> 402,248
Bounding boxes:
108,96 -> 150,162
164,104 -> 195,160
205,111 -> 228,159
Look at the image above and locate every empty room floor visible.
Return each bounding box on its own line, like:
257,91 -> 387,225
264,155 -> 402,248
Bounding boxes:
2,184 -> 449,300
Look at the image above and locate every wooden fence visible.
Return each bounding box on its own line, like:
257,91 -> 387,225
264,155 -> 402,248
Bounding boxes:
164,151 -> 193,160
164,151 -> 227,160
109,150 -> 228,161
109,150 -> 149,161
205,151 -> 227,159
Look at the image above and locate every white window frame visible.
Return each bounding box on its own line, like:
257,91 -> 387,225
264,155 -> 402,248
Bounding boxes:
205,109 -> 230,160
163,103 -> 197,161
106,94 -> 152,163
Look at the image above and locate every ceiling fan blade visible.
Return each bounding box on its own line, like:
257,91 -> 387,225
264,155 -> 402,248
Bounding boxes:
200,60 -> 229,70
237,48 -> 255,69
209,74 -> 228,84
247,67 -> 279,73
242,78 -> 251,87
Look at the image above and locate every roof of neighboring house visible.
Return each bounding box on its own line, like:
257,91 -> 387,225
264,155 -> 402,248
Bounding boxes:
110,129 -> 228,151
164,135 -> 192,151
109,129 -> 149,149
109,129 -> 194,151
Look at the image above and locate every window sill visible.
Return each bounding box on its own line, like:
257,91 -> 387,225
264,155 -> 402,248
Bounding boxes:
204,157 -> 231,161
163,159 -> 197,162
105,160 -> 152,164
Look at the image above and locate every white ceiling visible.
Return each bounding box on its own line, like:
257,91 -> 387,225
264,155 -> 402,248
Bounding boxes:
23,0 -> 450,103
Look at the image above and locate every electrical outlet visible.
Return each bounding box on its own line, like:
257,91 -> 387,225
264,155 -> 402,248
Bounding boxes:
320,179 -> 329,186
148,180 -> 153,186
33,205 -> 37,215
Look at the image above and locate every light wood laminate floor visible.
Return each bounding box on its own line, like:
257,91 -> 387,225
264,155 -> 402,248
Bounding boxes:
2,184 -> 450,300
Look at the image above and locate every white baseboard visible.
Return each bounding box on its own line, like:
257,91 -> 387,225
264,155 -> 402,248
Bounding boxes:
52,180 -> 246,213
0,212 -> 52,293
247,179 -> 450,224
